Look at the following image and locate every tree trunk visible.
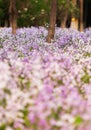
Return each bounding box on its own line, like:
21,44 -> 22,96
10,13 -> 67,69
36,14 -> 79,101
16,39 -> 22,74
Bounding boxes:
9,0 -> 17,34
73,0 -> 76,5
4,20 -> 8,27
47,0 -> 57,43
79,0 -> 84,31
60,0 -> 69,28
70,0 -> 78,30
61,11 -> 68,28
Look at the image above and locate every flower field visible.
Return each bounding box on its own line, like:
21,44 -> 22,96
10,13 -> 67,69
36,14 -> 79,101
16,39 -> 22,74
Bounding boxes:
0,27 -> 91,130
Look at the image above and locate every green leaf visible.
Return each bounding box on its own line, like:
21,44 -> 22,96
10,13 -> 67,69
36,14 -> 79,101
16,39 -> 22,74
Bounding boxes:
81,73 -> 90,83
21,108 -> 30,127
0,98 -> 7,108
21,108 -> 29,117
3,88 -> 11,95
30,47 -> 33,51
74,116 -> 83,126
57,79 -> 63,85
25,81 -> 31,90
0,124 -> 6,130
48,107 -> 62,121
15,128 -> 21,130
84,52 -> 91,57
24,117 -> 30,127
0,44 -> 3,48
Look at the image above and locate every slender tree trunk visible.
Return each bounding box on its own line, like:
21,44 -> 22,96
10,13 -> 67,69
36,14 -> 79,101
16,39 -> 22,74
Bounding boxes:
79,0 -> 84,31
4,20 -> 8,27
84,0 -> 87,28
9,0 -> 17,34
61,11 -> 68,28
47,0 -> 57,43
70,0 -> 78,30
73,0 -> 76,5
60,0 -> 69,28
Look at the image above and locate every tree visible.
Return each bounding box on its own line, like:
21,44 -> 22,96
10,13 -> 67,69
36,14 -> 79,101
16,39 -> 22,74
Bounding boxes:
79,0 -> 83,31
47,0 -> 57,43
60,0 -> 69,28
70,0 -> 79,30
9,0 -> 17,34
16,0 -> 49,27
0,0 -> 9,27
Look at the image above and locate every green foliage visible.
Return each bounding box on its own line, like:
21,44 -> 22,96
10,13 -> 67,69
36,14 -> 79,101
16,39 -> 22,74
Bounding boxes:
58,0 -> 79,18
57,79 -> 64,85
0,124 -> 6,130
15,128 -> 21,130
84,52 -> 91,57
0,0 -> 9,26
21,108 -> 30,127
0,0 -> 5,25
3,87 -> 11,95
74,116 -> 83,126
0,98 -> 7,108
16,0 -> 50,27
48,107 -> 62,121
81,73 -> 91,83
0,0 -> 79,27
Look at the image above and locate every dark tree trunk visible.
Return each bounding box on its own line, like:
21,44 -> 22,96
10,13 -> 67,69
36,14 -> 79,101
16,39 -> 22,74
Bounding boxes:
61,0 -> 69,28
9,0 -> 17,34
79,0 -> 84,31
47,0 -> 57,43
61,10 -> 68,28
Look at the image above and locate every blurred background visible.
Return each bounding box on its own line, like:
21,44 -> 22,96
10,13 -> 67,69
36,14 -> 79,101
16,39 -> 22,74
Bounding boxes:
0,0 -> 91,29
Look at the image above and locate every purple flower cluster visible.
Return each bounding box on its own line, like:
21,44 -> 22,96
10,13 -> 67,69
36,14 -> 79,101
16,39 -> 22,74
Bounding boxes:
0,27 -> 91,130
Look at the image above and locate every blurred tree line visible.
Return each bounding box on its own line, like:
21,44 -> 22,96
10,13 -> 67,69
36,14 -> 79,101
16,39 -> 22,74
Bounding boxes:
0,0 -> 79,28
0,0 -> 84,43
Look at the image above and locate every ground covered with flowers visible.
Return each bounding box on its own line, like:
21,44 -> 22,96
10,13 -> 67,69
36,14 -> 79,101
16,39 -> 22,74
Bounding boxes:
0,27 -> 91,130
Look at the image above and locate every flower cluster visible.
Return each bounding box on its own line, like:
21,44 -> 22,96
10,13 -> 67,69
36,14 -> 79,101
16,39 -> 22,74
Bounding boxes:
0,27 -> 91,130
